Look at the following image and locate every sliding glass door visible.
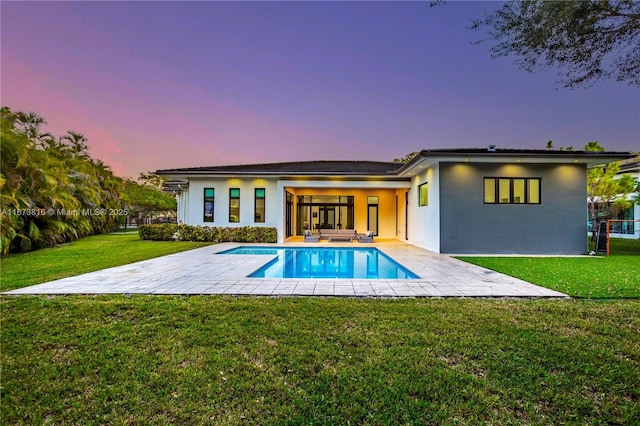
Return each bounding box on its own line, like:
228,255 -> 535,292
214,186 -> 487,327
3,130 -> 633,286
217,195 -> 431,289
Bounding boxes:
296,195 -> 354,234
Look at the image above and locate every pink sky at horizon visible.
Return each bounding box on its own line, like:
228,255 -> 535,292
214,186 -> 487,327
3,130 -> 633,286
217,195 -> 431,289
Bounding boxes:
2,2 -> 638,179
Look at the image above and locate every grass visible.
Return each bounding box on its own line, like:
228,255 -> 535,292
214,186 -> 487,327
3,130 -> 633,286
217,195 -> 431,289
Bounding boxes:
458,238 -> 640,299
1,234 -> 639,423
0,233 -> 211,292
1,296 -> 638,424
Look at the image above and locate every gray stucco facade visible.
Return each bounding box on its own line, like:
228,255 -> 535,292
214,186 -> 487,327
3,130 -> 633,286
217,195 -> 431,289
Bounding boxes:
438,162 -> 588,254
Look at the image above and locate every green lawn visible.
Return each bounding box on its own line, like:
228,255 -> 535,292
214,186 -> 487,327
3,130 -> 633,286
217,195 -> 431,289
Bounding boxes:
2,235 -> 639,423
0,233 -> 211,292
458,238 -> 640,299
1,296 -> 638,424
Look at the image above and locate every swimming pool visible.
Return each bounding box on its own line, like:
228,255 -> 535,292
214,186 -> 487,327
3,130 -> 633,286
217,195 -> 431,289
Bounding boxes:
218,246 -> 419,279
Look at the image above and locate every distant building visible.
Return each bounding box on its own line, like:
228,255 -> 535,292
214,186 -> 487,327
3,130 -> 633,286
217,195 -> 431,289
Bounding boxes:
608,158 -> 639,239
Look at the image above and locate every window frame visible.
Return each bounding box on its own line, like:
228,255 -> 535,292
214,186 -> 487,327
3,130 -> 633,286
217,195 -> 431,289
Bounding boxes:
254,188 -> 265,223
418,182 -> 428,207
229,188 -> 240,223
203,188 -> 214,222
484,177 -> 541,205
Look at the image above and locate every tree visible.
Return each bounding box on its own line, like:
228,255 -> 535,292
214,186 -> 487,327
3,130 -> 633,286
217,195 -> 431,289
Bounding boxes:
122,177 -> 176,226
585,142 -> 636,240
137,172 -> 167,189
1,106 -> 127,254
470,1 -> 640,89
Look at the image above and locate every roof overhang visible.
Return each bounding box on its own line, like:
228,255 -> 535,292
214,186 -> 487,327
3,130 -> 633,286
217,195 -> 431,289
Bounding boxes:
396,150 -> 636,177
156,160 -> 402,180
162,180 -> 189,193
156,172 -> 404,181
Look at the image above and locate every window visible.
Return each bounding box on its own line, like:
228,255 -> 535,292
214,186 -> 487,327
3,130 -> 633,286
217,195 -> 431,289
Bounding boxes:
484,179 -> 495,203
498,179 -> 511,203
418,182 -> 428,206
513,179 -> 525,204
367,196 -> 379,236
484,178 -> 541,204
254,188 -> 265,223
229,188 -> 240,222
203,188 -> 214,222
528,179 -> 540,204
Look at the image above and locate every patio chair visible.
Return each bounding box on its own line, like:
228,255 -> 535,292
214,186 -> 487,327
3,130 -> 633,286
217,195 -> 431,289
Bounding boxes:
357,231 -> 374,243
304,230 -> 320,243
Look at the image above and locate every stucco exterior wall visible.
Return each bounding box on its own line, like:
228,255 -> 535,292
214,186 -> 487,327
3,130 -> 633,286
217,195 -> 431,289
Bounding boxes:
178,178 -> 410,243
407,164 -> 440,253
185,177 -> 280,228
438,162 -> 588,254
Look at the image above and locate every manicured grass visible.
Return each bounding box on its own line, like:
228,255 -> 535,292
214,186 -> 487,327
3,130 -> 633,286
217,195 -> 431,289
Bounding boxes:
458,238 -> 640,299
0,233 -> 211,291
1,296 -> 638,424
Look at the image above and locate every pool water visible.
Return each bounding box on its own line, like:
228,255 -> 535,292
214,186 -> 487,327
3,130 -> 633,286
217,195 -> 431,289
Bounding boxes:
219,246 -> 419,279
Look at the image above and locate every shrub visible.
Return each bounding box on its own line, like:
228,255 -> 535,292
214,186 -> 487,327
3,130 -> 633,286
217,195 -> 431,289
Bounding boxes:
138,224 -> 277,243
176,224 -> 214,242
138,224 -> 177,241
256,227 -> 277,243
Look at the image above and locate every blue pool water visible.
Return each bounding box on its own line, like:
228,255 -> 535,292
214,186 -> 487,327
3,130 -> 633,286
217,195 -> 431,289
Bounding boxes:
219,247 -> 419,279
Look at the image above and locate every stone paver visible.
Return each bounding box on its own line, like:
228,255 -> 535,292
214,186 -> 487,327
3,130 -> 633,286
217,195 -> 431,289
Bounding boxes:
3,242 -> 569,298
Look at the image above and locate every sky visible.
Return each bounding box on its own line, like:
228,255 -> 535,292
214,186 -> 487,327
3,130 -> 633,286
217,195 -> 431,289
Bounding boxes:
2,1 -> 639,179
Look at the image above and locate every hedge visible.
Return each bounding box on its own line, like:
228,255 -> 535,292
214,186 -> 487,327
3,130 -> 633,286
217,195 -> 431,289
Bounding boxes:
138,224 -> 277,243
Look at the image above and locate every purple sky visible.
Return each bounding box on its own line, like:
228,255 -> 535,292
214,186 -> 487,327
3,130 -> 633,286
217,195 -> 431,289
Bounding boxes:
2,1 -> 639,178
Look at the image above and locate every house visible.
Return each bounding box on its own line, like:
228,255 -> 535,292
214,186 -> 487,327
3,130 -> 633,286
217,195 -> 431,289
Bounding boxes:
608,158 -> 639,239
157,148 -> 634,254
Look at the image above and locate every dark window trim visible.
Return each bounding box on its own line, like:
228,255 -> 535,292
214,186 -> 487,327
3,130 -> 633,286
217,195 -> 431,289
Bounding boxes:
229,188 -> 240,222
204,188 -> 215,222
418,182 -> 428,207
254,188 -> 265,223
484,177 -> 541,205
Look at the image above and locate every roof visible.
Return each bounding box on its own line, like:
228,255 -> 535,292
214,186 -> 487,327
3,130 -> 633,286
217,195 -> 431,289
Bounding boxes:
416,148 -> 635,158
156,148 -> 636,181
396,148 -> 636,175
619,157 -> 640,173
157,160 -> 401,177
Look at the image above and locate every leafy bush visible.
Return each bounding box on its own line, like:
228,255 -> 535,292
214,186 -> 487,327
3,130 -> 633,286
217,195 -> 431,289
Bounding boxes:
256,227 -> 277,243
138,224 -> 177,241
138,224 -> 277,243
175,224 -> 214,242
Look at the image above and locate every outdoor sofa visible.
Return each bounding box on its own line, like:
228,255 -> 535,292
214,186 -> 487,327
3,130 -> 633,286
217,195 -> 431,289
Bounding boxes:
319,228 -> 358,242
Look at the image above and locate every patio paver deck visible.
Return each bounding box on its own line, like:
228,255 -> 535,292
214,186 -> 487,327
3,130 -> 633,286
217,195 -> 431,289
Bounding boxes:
3,242 -> 569,298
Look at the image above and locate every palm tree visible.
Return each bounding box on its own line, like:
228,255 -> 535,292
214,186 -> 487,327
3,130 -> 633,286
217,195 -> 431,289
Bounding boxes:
1,107 -> 128,253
